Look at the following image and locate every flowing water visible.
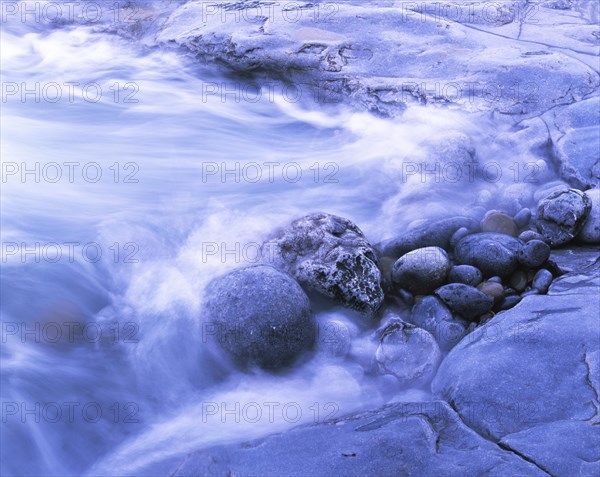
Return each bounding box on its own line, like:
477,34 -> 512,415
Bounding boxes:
1,8 -> 555,476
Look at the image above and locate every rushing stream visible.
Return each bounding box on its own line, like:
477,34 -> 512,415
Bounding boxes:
0,6 -> 563,476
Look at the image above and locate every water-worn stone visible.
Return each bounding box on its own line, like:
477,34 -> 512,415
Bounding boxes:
536,188 -> 592,246
518,230 -> 546,243
453,233 -> 522,278
518,239 -> 551,268
373,319 -> 441,387
391,247 -> 450,295
480,211 -> 518,236
434,283 -> 494,321
202,265 -> 315,369
449,227 -> 470,248
432,256 -> 600,476
578,188 -> 600,244
509,270 -> 528,293
532,269 -> 553,294
379,217 -> 477,258
477,281 -> 504,305
264,213 -> 383,314
411,296 -> 467,352
447,265 -> 483,287
499,294 -> 521,310
513,208 -> 532,229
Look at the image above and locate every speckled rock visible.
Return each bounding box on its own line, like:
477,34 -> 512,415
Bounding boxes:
536,188 -> 591,246
263,213 -> 384,314
518,240 -> 551,268
532,269 -> 553,294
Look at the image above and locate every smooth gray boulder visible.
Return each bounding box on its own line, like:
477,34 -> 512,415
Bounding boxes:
166,401 -> 547,477
263,213 -> 384,314
536,188 -> 592,246
432,250 -> 600,476
202,265 -> 315,369
391,247 -> 450,295
453,233 -> 523,278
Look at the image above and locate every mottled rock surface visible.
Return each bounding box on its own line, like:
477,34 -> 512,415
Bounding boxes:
263,213 -> 384,314
536,188 -> 592,246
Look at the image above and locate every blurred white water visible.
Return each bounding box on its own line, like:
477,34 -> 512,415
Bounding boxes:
1,12 -> 556,477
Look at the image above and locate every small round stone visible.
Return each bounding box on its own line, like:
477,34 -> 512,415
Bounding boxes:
518,230 -> 546,243
532,269 -> 553,294
488,276 -> 502,283
480,210 -> 518,237
448,265 -> 483,287
578,188 -> 600,244
521,289 -> 540,298
477,281 -> 505,305
453,233 -> 521,278
392,247 -> 450,295
513,208 -> 532,229
518,240 -> 551,268
509,270 -> 528,293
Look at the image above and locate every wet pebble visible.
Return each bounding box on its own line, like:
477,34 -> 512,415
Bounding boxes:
532,269 -> 553,294
477,281 -> 505,305
518,239 -> 551,268
392,247 -> 451,295
509,270 -> 528,293
480,210 -> 518,237
513,208 -> 532,229
536,188 -> 591,246
434,283 -> 494,321
448,265 -> 483,287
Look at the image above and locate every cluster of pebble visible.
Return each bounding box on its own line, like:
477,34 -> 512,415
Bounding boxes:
202,187 -> 598,374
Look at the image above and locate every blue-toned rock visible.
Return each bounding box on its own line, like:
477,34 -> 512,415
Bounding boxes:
453,233 -> 522,278
391,247 -> 450,295
536,188 -> 591,246
264,213 -> 384,315
434,283 -> 494,321
532,269 -> 553,294
411,296 -> 467,352
203,265 -> 315,369
448,265 -> 483,287
578,188 -> 600,244
518,239 -> 551,268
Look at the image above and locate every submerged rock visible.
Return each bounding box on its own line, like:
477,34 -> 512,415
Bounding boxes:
263,213 -> 384,315
411,296 -> 467,352
535,188 -> 591,246
202,265 -> 315,369
373,319 -> 441,387
391,246 -> 450,295
453,233 -> 522,278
